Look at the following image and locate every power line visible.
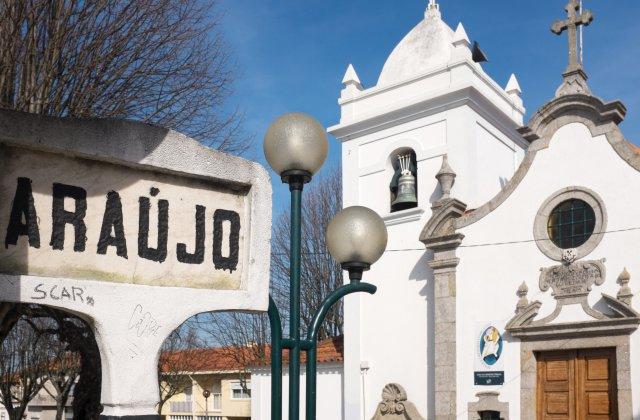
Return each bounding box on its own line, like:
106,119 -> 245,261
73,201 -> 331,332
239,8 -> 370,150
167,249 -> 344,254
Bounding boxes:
273,225 -> 640,255
460,226 -> 640,248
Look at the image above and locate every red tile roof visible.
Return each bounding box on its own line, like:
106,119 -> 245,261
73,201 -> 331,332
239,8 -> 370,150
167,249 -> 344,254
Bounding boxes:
160,346 -> 251,373
160,336 -> 344,373
251,335 -> 344,367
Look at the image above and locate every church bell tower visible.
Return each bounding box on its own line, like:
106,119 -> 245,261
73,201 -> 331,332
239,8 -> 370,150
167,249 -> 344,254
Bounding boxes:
328,2 -> 529,418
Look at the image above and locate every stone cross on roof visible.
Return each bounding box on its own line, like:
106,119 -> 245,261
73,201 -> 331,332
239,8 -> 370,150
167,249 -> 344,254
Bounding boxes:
551,0 -> 593,74
551,0 -> 594,97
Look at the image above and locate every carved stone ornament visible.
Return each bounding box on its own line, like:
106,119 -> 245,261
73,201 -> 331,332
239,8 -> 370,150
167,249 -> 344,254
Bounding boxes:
371,384 -> 426,420
617,267 -> 633,305
435,155 -> 456,201
561,248 -> 577,264
539,259 -> 605,304
515,282 -> 529,313
506,261 -> 640,340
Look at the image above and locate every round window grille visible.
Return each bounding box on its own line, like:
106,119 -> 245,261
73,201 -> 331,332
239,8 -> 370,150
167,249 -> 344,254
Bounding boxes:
547,199 -> 596,249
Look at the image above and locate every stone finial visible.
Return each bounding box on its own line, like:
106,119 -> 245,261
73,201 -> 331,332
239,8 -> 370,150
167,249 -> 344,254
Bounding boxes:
516,281 -> 529,313
505,74 -> 522,97
451,23 -> 472,61
617,267 -> 633,305
435,155 -> 456,200
342,64 -> 363,90
555,70 -> 591,97
371,383 -> 426,420
505,73 -> 523,108
425,0 -> 441,19
452,23 -> 470,48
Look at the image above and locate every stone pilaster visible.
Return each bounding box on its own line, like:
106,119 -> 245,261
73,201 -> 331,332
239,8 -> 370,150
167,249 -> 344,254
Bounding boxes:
427,233 -> 463,419
420,196 -> 466,420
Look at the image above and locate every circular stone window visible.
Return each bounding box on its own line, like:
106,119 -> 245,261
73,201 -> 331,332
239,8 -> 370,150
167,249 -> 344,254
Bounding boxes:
547,199 -> 596,249
534,187 -> 606,261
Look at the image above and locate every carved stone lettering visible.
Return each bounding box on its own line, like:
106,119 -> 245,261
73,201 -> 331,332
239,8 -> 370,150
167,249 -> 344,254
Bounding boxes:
539,259 -> 605,300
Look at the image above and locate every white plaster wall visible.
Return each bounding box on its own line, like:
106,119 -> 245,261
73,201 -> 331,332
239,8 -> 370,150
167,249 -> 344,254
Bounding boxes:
250,364 -> 343,420
340,100 -> 525,419
457,122 -> 640,418
346,106 -> 522,216
356,229 -> 432,417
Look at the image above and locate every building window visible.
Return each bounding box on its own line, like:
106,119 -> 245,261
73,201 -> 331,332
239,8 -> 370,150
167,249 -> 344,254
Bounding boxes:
389,149 -> 418,212
212,393 -> 222,411
230,381 -> 251,400
547,199 -> 595,249
534,187 -> 606,262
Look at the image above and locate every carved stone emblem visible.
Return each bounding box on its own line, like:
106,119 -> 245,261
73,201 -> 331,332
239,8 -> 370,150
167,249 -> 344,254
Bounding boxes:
561,248 -> 577,264
539,259 -> 605,303
507,261 -> 640,339
371,384 -> 425,420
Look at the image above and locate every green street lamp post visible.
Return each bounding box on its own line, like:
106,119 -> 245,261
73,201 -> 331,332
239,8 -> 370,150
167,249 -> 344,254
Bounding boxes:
263,113 -> 388,420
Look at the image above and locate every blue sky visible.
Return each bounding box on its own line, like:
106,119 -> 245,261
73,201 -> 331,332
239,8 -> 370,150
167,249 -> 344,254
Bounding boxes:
217,1 -> 640,212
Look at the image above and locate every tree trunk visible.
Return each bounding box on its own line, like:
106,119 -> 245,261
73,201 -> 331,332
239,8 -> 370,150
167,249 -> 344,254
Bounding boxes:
8,401 -> 28,420
55,399 -> 65,420
157,398 -> 166,416
72,337 -> 102,420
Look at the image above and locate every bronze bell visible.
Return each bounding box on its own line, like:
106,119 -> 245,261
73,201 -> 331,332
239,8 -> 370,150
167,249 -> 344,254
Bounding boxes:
392,154 -> 418,210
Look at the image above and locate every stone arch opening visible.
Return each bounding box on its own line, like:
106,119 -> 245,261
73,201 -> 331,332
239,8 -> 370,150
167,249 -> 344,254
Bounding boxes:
157,310 -> 267,420
0,303 -> 102,420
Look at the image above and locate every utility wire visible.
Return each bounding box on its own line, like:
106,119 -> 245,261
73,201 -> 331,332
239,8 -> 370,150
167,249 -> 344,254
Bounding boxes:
274,226 -> 640,255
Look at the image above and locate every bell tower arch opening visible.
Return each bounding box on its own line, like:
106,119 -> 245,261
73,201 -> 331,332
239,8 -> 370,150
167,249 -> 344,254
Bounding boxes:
389,148 -> 418,213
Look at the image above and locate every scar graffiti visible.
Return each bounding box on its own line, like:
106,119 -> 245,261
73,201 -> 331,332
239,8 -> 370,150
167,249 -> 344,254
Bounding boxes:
31,283 -> 95,307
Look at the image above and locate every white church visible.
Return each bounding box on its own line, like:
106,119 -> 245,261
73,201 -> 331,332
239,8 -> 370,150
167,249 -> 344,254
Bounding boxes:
327,0 -> 639,419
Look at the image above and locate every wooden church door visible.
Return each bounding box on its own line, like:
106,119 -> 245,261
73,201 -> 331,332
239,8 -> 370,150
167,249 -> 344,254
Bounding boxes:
536,349 -> 618,419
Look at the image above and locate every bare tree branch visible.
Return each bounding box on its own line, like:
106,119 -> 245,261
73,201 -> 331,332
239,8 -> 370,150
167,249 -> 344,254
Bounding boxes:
0,317 -> 48,420
157,325 -> 205,415
194,169 -> 343,385
0,0 -> 249,153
